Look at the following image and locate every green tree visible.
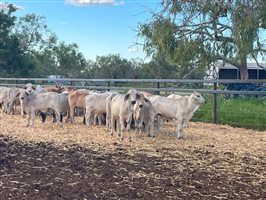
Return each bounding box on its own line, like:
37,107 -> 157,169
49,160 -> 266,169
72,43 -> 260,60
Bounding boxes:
54,42 -> 87,78
14,14 -> 56,54
90,54 -> 137,79
0,4 -> 34,77
13,13 -> 58,77
138,0 -> 266,79
140,54 -> 177,79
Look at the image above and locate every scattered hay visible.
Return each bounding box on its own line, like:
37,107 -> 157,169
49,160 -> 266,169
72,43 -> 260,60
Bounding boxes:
0,112 -> 265,156
0,112 -> 265,199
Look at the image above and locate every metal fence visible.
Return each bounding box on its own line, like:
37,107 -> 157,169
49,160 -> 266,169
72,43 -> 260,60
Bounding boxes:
1,78 -> 266,130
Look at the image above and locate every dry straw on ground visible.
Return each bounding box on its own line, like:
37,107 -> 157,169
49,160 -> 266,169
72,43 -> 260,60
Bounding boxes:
0,112 -> 265,199
0,112 -> 265,156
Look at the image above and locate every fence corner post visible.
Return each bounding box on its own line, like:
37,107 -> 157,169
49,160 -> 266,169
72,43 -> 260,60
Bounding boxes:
212,82 -> 218,124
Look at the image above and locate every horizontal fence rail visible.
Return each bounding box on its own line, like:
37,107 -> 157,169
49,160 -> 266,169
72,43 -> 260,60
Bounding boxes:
1,77 -> 266,83
0,78 -> 266,95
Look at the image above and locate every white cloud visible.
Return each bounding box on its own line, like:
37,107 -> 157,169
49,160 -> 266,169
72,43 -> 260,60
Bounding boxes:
0,2 -> 24,11
128,46 -> 139,53
65,0 -> 124,6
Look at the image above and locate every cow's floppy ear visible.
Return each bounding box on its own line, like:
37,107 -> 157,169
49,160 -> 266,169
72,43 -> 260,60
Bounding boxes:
144,98 -> 151,105
124,94 -> 130,101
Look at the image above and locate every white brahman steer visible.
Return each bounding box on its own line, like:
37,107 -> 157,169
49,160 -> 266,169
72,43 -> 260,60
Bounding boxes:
35,85 -> 48,93
106,92 -> 119,131
19,90 -> 62,127
84,92 -> 111,126
25,83 -> 34,93
0,87 -> 11,113
5,88 -> 25,115
148,91 -> 205,139
167,94 -> 183,100
59,91 -> 70,122
40,91 -> 70,123
110,88 -> 141,141
133,95 -> 151,135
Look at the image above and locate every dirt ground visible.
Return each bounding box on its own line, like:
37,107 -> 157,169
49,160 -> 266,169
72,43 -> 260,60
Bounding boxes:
0,113 -> 265,200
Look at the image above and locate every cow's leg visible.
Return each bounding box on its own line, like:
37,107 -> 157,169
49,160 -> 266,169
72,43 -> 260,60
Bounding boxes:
183,116 -> 190,128
60,113 -> 63,123
145,121 -> 150,136
55,110 -> 63,127
85,109 -> 91,127
176,118 -> 184,139
30,112 -> 35,126
10,101 -> 15,114
138,116 -> 145,135
149,115 -> 156,138
134,118 -> 138,134
106,112 -> 110,130
155,115 -> 161,132
52,112 -> 57,123
26,113 -> 31,127
64,106 -> 70,123
39,112 -> 47,123
110,115 -> 115,135
126,118 -> 132,142
98,115 -> 102,126
93,114 -> 97,126
138,122 -> 142,135
119,117 -> 126,141
20,99 -> 25,118
106,115 -> 109,130
70,107 -> 75,124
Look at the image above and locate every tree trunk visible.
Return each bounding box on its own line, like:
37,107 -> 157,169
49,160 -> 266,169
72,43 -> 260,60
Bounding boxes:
238,60 -> 248,80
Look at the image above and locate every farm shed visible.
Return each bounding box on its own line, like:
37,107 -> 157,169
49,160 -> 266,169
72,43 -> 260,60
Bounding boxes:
218,63 -> 266,79
206,62 -> 266,80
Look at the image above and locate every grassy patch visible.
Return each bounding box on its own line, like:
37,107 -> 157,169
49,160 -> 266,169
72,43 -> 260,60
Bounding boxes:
193,95 -> 266,131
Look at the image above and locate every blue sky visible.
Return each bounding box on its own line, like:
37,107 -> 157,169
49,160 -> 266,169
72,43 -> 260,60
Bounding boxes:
3,0 -> 160,61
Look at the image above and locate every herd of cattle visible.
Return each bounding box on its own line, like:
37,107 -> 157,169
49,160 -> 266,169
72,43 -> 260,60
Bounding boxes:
0,84 -> 206,141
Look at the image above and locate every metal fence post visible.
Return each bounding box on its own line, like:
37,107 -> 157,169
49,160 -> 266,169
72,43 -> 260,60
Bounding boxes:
213,82 -> 217,124
107,81 -> 110,91
156,82 -> 160,95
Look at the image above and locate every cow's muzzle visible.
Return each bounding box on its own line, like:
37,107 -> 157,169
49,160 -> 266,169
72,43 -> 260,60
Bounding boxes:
131,101 -> 136,105
139,104 -> 143,108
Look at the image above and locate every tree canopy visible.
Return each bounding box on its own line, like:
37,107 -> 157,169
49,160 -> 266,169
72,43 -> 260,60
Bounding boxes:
138,0 -> 266,79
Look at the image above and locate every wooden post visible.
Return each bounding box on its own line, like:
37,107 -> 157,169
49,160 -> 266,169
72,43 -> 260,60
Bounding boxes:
213,82 -> 217,124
